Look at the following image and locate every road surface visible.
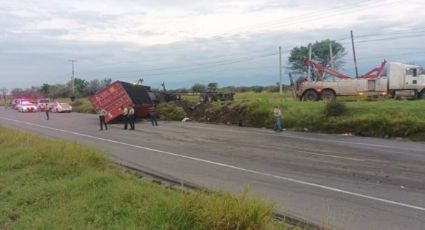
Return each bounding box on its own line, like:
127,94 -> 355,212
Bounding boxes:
1,108 -> 424,230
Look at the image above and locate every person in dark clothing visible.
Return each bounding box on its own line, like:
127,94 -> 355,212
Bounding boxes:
128,105 -> 135,130
98,108 -> 108,131
45,104 -> 50,120
149,106 -> 158,126
121,105 -> 129,129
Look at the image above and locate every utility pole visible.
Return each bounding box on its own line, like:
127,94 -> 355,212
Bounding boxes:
329,42 -> 335,82
279,46 -> 282,94
350,30 -> 359,78
69,59 -> 77,96
1,88 -> 7,106
329,42 -> 335,69
307,45 -> 312,81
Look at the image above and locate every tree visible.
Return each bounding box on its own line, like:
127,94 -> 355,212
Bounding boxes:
84,79 -> 101,96
191,83 -> 206,94
48,84 -> 71,99
100,78 -> 112,88
39,84 -> 50,96
68,78 -> 88,97
288,39 -> 346,72
207,82 -> 218,91
1,88 -> 8,103
10,87 -> 41,98
251,86 -> 264,93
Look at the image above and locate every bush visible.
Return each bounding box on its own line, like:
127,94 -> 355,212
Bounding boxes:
71,98 -> 95,114
180,188 -> 275,230
323,100 -> 346,117
156,102 -> 187,121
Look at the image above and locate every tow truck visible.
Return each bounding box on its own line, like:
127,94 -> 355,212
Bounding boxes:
293,60 -> 425,100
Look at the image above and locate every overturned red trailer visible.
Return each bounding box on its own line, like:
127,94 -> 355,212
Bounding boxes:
89,81 -> 154,123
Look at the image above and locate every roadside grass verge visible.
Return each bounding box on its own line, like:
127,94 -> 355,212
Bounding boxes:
237,93 -> 425,140
158,92 -> 425,141
0,126 -> 291,229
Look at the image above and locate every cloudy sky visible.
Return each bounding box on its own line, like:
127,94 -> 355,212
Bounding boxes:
1,0 -> 424,89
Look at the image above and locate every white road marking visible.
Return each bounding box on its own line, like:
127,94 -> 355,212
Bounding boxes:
1,116 -> 425,212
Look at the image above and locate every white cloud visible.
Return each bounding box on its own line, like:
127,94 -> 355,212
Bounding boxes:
0,0 -> 424,88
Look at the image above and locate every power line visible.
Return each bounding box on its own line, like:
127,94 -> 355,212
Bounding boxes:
75,0 -> 406,78
70,0 -> 422,82
359,51 -> 425,61
78,52 -> 278,76
351,29 -> 425,40
113,0 -> 400,59
356,33 -> 425,43
136,53 -> 278,77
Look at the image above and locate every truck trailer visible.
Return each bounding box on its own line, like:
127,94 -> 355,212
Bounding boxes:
294,60 -> 425,101
89,81 -> 154,123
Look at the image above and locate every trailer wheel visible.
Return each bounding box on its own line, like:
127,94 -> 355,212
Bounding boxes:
302,90 -> 319,101
419,89 -> 425,99
321,90 -> 336,101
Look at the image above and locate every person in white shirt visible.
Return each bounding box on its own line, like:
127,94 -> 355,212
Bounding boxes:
128,105 -> 135,130
273,105 -> 282,132
98,108 -> 108,131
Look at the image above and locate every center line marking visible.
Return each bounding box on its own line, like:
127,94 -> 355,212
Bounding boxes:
1,115 -> 424,212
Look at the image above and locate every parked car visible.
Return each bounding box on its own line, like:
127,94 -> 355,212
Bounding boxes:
50,102 -> 72,113
37,98 -> 51,111
17,101 -> 38,112
11,97 -> 33,109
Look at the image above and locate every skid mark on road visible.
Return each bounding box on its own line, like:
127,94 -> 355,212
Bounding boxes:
1,116 -> 425,212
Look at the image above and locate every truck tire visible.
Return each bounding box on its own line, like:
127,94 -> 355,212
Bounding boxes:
321,90 -> 336,101
302,90 -> 319,101
419,90 -> 425,99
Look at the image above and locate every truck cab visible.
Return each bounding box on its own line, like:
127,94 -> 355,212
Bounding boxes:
386,63 -> 425,99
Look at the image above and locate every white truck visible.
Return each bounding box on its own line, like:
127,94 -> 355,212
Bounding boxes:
295,61 -> 425,101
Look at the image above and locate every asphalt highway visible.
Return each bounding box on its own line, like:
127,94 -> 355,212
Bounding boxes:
1,108 -> 424,230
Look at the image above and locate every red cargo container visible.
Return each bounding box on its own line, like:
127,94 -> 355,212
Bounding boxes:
89,81 -> 154,123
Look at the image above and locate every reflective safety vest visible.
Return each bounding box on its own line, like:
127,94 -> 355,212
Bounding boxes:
122,107 -> 129,116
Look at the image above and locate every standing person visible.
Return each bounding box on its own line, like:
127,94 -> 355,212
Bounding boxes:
149,106 -> 158,126
273,105 -> 283,132
128,104 -> 135,130
98,108 -> 108,131
45,104 -> 50,120
121,105 -> 129,130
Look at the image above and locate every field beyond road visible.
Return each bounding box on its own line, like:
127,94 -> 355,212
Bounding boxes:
0,126 -> 289,229
160,92 -> 425,141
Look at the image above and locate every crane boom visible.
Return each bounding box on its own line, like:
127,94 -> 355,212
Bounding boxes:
304,60 -> 351,80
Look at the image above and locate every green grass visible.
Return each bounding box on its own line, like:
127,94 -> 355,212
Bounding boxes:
70,98 -> 96,114
236,92 -> 425,140
0,126 -> 292,229
158,92 -> 425,141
